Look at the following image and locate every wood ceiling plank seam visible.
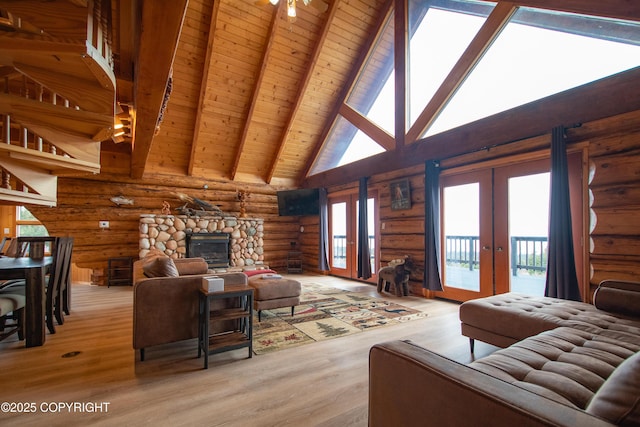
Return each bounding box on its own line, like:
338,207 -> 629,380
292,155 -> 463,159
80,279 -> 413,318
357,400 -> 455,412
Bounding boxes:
406,2 -> 516,143
336,0 -> 381,21
323,30 -> 372,50
301,0 -> 394,182
230,1 -> 281,181
130,0 -> 189,179
214,27 -> 271,51
188,0 -> 222,177
265,0 -> 337,184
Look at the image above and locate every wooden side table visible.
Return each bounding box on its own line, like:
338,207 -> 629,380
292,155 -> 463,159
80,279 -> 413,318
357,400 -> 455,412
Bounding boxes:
107,256 -> 133,287
198,284 -> 253,369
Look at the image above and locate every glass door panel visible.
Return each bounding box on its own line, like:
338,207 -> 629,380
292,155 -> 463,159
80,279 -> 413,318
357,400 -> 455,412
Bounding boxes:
443,183 -> 480,292
329,194 -> 379,282
330,200 -> 349,274
507,172 -> 549,296
439,170 -> 493,301
493,159 -> 552,296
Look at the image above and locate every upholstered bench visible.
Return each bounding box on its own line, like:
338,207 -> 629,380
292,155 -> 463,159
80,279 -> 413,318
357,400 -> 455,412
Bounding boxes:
460,283 -> 640,352
246,272 -> 301,321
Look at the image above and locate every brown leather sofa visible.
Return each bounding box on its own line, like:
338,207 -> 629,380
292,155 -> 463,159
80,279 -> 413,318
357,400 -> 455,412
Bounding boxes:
132,257 -> 248,361
369,280 -> 640,426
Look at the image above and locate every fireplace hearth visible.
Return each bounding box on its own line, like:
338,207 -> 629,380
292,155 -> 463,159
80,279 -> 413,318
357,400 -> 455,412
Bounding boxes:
186,233 -> 230,268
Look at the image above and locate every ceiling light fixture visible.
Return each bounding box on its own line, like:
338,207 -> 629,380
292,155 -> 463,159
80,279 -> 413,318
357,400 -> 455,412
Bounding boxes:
265,0 -> 328,22
287,0 -> 296,19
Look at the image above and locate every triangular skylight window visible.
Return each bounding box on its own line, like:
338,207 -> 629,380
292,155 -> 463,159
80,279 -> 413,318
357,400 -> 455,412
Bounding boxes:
424,7 -> 640,137
408,0 -> 495,126
310,115 -> 385,175
346,10 -> 395,136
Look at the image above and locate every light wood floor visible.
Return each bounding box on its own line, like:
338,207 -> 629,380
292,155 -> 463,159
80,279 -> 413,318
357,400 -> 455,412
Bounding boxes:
0,274 -> 498,426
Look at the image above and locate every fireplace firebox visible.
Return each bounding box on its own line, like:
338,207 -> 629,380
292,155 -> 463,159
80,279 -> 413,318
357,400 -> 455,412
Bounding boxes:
186,233 -> 230,268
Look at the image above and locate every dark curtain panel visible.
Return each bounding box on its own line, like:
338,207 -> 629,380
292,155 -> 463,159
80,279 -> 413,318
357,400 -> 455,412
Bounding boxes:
318,187 -> 330,271
424,161 -> 443,291
357,177 -> 372,279
545,126 -> 581,301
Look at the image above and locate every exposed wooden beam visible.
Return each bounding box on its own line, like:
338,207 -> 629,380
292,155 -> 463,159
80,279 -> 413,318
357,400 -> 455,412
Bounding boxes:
188,0 -> 222,177
303,66 -> 640,189
265,0 -> 338,184
130,0 -> 188,179
406,2 -> 516,143
339,104 -> 395,151
394,0 -> 407,151
301,0 -> 394,183
230,2 -> 280,181
508,0 -> 640,22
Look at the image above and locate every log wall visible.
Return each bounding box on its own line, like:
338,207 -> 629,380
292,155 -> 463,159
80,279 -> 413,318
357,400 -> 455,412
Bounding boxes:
303,109 -> 640,298
3,110 -> 639,296
24,155 -> 301,280
583,110 -> 640,290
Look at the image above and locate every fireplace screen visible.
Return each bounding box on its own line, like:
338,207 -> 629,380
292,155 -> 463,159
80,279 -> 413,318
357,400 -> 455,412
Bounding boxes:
186,233 -> 230,268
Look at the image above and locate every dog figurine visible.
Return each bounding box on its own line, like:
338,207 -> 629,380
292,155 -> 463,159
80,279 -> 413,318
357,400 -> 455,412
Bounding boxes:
377,255 -> 415,296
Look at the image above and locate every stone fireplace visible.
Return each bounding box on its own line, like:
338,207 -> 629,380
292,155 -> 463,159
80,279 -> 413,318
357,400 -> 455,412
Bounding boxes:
139,214 -> 264,269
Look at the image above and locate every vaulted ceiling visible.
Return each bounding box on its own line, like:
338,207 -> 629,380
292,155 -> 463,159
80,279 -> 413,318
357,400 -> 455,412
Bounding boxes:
139,0 -> 391,187
1,0 -> 639,201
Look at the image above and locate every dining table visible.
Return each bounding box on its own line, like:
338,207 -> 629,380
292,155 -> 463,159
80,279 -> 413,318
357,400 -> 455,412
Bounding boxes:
0,256 -> 52,347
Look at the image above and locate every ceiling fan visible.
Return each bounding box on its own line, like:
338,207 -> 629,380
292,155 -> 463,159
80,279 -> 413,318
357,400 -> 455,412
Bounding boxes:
255,0 -> 329,17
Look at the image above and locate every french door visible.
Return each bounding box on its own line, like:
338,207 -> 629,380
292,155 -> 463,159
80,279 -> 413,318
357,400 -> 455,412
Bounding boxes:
328,192 -> 378,282
437,155 -> 583,302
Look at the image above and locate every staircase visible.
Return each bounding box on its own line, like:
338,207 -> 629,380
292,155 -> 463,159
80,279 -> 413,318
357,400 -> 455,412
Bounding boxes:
0,0 -> 117,206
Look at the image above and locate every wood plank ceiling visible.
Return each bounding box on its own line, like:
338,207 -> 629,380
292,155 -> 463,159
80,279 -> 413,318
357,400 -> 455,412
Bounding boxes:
143,0 -> 389,187
2,0 -> 638,194
128,0 -> 640,188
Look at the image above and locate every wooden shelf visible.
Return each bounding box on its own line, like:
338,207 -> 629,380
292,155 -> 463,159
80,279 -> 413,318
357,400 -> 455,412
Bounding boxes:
107,256 -> 133,287
287,250 -> 303,274
198,286 -> 253,369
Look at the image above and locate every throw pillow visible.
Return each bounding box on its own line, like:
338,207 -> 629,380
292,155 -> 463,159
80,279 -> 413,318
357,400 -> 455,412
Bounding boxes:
593,286 -> 640,317
142,256 -> 179,278
586,351 -> 640,425
173,258 -> 209,276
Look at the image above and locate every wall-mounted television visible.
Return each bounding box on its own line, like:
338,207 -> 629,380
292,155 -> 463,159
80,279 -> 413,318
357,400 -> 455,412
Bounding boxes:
277,188 -> 320,216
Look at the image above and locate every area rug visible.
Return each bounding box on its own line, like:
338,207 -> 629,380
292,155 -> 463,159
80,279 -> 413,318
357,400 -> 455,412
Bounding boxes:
252,282 -> 428,355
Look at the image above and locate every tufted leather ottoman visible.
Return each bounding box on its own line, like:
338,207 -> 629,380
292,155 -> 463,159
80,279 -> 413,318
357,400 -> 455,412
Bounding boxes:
459,293 -> 640,351
247,275 -> 301,321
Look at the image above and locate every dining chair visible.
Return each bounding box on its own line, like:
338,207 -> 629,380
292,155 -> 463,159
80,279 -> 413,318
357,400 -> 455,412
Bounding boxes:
45,237 -> 71,334
0,236 -> 67,335
0,236 -> 56,292
0,236 -> 10,254
0,293 -> 25,342
52,237 -> 73,326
